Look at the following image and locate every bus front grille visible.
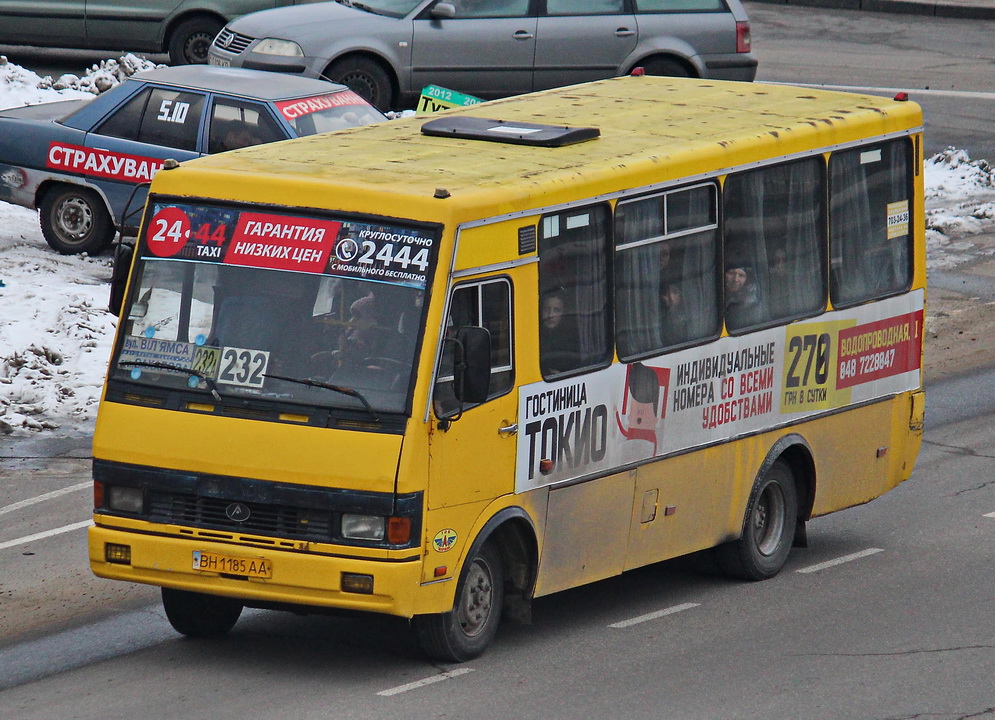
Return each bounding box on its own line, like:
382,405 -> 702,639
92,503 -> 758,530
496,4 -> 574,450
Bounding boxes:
148,491 -> 333,542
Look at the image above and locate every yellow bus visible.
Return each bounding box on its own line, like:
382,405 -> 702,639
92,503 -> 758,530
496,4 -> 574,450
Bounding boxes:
89,75 -> 926,662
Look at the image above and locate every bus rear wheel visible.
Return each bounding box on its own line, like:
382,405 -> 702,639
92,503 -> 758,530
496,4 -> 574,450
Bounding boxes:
715,459 -> 798,580
413,542 -> 504,662
161,588 -> 243,638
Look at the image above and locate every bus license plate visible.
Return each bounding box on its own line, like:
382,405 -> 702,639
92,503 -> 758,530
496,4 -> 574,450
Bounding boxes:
192,550 -> 272,578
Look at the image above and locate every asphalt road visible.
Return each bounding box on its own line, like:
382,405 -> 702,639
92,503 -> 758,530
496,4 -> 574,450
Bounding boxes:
1,367 -> 994,718
2,4 -> 995,717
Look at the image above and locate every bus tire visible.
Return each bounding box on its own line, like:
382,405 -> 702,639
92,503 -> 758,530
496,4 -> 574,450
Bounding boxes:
40,185 -> 114,255
325,56 -> 393,111
161,588 -> 243,638
715,459 -> 798,580
413,541 -> 504,662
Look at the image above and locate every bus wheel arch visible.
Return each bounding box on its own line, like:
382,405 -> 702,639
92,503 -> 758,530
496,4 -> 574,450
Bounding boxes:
414,509 -> 538,662
715,435 -> 813,580
630,54 -> 697,78
322,53 -> 397,111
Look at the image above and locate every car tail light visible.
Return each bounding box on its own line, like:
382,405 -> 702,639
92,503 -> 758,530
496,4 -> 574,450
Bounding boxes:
736,21 -> 751,53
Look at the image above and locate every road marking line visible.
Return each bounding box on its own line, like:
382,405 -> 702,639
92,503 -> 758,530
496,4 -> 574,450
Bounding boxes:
0,520 -> 93,551
984,511 -> 995,518
797,548 -> 884,574
377,668 -> 474,697
608,602 -> 700,629
0,481 -> 91,517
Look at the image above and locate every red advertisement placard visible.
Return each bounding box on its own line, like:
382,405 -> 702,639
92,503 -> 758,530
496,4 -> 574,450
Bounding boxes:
275,91 -> 369,121
836,310 -> 923,389
47,142 -> 164,183
222,212 -> 339,273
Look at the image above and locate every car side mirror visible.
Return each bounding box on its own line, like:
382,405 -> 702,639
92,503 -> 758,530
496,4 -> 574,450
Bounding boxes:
108,242 -> 134,317
431,2 -> 456,19
453,326 -> 491,405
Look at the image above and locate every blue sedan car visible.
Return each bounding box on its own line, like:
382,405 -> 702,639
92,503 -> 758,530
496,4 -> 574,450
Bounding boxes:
0,65 -> 385,254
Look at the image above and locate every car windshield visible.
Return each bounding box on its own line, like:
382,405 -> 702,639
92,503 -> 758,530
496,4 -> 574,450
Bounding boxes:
273,91 -> 386,137
110,200 -> 438,416
334,0 -> 424,18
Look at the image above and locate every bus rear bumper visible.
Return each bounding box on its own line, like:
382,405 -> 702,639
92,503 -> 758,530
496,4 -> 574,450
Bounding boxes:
88,523 -> 427,618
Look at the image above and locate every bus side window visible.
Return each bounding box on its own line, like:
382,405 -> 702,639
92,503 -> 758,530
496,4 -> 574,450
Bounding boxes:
722,157 -> 827,333
434,278 -> 514,418
538,204 -> 613,378
615,183 -> 720,359
829,139 -> 914,307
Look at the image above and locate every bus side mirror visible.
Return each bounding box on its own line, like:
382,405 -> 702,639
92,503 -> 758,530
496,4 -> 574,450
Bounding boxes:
453,326 -> 491,405
108,242 -> 134,317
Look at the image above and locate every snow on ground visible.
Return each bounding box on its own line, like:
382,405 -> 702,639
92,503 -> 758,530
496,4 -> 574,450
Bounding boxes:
1,58 -> 995,436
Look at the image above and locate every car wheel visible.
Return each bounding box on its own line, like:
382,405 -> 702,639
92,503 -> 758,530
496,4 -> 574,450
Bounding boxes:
714,459 -> 798,580
413,541 -> 504,662
161,588 -> 243,638
639,57 -> 694,78
326,57 -> 394,111
39,185 -> 115,255
168,16 -> 224,65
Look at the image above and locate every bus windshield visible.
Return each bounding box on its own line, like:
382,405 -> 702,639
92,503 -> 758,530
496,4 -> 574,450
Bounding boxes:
109,200 -> 438,416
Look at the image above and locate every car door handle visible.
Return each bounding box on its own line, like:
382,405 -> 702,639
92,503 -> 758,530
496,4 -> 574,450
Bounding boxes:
615,28 -> 636,37
498,423 -> 518,437
513,31 -> 534,40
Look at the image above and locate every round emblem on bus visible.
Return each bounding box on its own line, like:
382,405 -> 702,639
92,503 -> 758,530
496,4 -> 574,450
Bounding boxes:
433,528 -> 458,553
226,502 -> 251,522
335,236 -> 359,263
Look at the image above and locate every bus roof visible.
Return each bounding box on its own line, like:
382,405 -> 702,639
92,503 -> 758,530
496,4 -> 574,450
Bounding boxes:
161,76 -> 923,217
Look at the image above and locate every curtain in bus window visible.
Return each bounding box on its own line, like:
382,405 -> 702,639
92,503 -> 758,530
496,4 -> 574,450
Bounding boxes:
723,158 -> 825,332
539,206 -> 612,377
615,186 -> 719,359
830,140 -> 912,306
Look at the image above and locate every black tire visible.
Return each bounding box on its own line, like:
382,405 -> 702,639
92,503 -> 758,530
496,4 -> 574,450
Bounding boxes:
325,56 -> 394,111
39,185 -> 114,255
168,16 -> 224,65
639,57 -> 694,78
413,542 -> 504,662
715,459 -> 798,580
161,588 -> 243,638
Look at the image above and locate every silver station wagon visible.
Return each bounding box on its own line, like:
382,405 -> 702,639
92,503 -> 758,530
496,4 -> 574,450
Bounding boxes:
209,0 -> 757,109
0,0 -> 323,65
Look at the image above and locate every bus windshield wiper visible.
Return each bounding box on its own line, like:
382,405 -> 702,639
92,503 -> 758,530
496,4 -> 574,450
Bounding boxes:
263,372 -> 379,422
118,360 -> 223,403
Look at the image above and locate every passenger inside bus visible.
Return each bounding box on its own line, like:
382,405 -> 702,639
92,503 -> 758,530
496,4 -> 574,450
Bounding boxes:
659,281 -> 689,346
539,289 -> 579,375
724,262 -> 762,330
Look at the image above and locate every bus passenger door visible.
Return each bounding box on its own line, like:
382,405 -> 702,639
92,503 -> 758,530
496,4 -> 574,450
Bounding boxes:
428,277 -> 519,511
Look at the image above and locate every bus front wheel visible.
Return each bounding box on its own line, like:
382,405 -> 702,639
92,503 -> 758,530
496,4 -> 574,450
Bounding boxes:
715,459 -> 798,580
161,587 -> 243,638
413,542 -> 504,662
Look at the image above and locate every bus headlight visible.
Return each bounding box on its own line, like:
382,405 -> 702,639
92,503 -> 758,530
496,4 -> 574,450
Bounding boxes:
254,38 -> 304,57
107,485 -> 144,514
341,513 -> 385,541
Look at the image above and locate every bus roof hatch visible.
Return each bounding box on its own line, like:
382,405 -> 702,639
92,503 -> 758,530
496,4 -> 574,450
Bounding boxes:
421,116 -> 599,147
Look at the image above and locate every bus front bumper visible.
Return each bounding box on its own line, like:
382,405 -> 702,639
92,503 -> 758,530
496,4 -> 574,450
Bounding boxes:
88,522 -> 431,618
